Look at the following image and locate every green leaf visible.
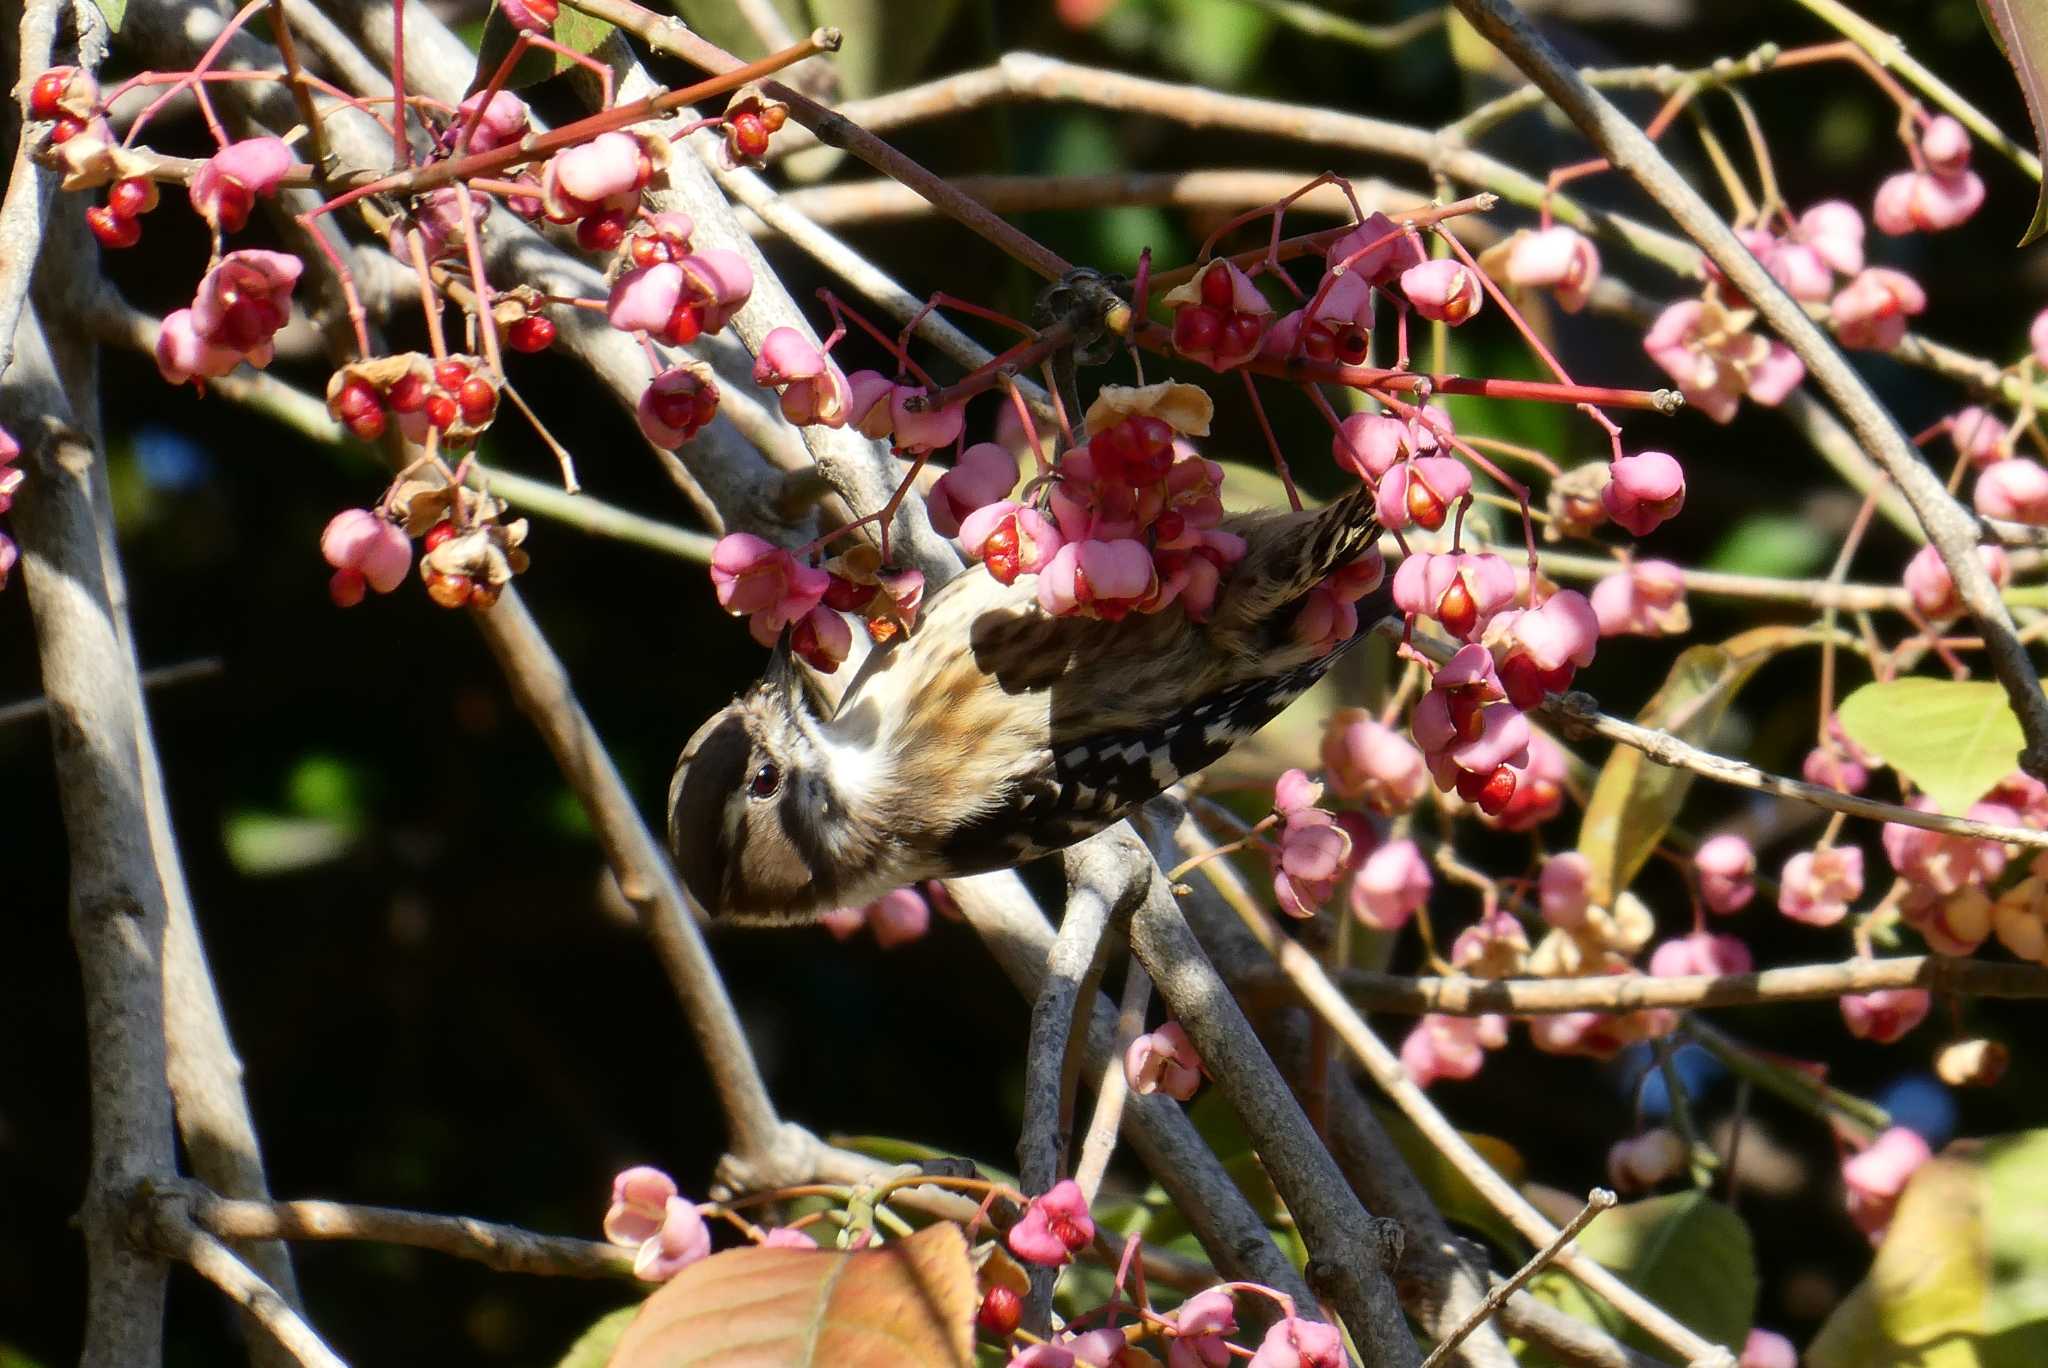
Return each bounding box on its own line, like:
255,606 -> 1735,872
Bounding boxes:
1835,678 -> 2023,815
221,812 -> 360,876
1705,512 -> 1830,579
827,1134 -> 1016,1190
550,1304 -> 640,1368
1372,1105 -> 1528,1259
1527,1193 -> 1755,1362
1810,1132 -> 2048,1367
1576,629 -> 1795,907
90,0 -> 126,33
474,3 -> 617,92
285,753 -> 367,824
1978,0 -> 2048,245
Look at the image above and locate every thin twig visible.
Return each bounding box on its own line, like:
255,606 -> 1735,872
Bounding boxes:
192,1190 -> 633,1278
947,867 -> 1322,1311
1541,686 -> 2048,850
1422,1190 -> 1618,1368
763,170 -> 1407,229
1119,830 -> 1422,1366
1390,620 -> 2048,850
1170,814 -> 1734,1366
1449,0 -> 2048,786
707,155 -> 1057,422
765,51 -> 1701,278
1790,0 -> 2041,181
1018,834 -> 1130,1332
0,657 -> 222,728
146,1193 -> 350,1368
1255,954 -> 2048,1016
1073,965 -> 1148,1205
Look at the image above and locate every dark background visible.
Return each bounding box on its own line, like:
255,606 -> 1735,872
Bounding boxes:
3,0 -> 2045,1362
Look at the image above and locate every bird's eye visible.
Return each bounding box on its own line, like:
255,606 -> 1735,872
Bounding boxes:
747,762 -> 782,799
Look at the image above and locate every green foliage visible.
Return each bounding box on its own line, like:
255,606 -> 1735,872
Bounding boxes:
1809,1131 -> 2048,1366
1372,1105 -> 1529,1259
1576,628 -> 1799,907
666,0 -> 964,101
1705,512 -> 1832,579
1977,0 -> 2048,244
1835,678 -> 2024,815
222,752 -> 370,876
476,3 -> 617,90
550,1304 -> 641,1368
1525,1193 -> 1756,1363
90,0 -> 125,33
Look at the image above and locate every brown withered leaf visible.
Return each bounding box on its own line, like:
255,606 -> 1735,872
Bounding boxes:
608,1221 -> 976,1368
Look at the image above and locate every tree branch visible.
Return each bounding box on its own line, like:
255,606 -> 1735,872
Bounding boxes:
4,304 -> 174,1368
1249,955 -> 2048,1017
1449,0 -> 2048,784
946,868 -> 1323,1313
185,1187 -> 633,1279
1116,826 -> 1422,1365
143,1190 -> 349,1368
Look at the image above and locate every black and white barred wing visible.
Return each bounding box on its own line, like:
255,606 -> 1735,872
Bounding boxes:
936,642 -> 1356,872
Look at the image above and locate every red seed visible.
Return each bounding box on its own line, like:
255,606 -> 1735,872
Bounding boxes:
762,105 -> 788,132
1154,509 -> 1186,544
50,113 -> 86,144
729,111 -> 769,161
435,359 -> 473,391
577,209 -> 626,252
458,376 -> 498,422
982,521 -> 1021,584
30,70 -> 69,120
344,408 -> 386,441
1124,417 -> 1175,485
506,315 -> 556,353
328,568 -> 368,608
1301,322 -> 1338,363
1172,304 -> 1222,356
1222,311 -> 1266,359
86,204 -> 140,249
1200,263 -> 1235,310
629,234 -> 667,268
1436,578 -> 1477,639
664,301 -> 702,346
1476,764 -> 1519,815
822,574 -> 869,613
425,393 -> 458,430
1335,327 -> 1371,366
334,378 -> 382,422
424,520 -> 457,552
213,180 -> 255,234
107,177 -> 152,219
425,571 -> 473,609
386,373 -> 430,413
1445,689 -> 1485,742
976,1286 -> 1022,1338
1406,474 -> 1446,530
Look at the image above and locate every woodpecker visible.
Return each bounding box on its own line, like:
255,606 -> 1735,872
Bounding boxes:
668,483 -> 1386,922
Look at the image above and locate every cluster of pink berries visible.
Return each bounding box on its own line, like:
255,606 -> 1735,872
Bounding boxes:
327,354 -> 500,447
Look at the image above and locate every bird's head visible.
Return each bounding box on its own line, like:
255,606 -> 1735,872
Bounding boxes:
667,641 -> 863,922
